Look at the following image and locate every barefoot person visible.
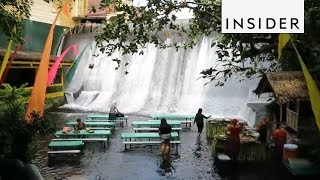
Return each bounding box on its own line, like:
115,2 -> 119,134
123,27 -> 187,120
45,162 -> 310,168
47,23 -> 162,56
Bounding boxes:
194,108 -> 211,136
227,119 -> 243,161
159,118 -> 172,161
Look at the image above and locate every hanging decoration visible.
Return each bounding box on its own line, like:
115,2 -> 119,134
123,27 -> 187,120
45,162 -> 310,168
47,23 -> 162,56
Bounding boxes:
47,44 -> 78,85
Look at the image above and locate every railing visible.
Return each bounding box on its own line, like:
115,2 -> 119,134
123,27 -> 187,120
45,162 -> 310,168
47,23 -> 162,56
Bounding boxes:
286,108 -> 298,131
24,84 -> 64,99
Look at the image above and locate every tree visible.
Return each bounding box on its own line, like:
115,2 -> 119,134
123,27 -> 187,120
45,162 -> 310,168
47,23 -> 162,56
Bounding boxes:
0,0 -> 33,43
95,0 -> 320,86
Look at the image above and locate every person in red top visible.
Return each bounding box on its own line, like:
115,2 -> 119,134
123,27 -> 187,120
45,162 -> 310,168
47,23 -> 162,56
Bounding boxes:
271,123 -> 287,159
227,119 -> 243,161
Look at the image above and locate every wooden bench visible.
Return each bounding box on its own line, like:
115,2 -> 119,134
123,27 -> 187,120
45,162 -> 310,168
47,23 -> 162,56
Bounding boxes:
123,140 -> 181,154
87,127 -> 111,130
48,150 -> 81,154
51,138 -> 109,149
47,150 -> 82,163
133,127 -> 182,133
147,120 -> 192,130
179,120 -> 192,130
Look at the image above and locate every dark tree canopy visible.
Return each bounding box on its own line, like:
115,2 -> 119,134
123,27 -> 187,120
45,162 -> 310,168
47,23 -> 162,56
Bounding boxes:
95,0 -> 320,86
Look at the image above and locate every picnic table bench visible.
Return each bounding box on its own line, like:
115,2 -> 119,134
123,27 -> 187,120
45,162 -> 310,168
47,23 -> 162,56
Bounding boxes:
150,114 -> 194,120
47,140 -> 84,161
54,130 -> 111,148
132,127 -> 182,133
150,114 -> 194,130
121,132 -> 180,154
86,114 -> 128,126
132,120 -> 181,128
67,121 -> 116,130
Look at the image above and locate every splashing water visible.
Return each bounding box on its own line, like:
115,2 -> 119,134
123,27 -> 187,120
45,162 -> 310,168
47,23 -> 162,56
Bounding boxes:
62,34 -> 266,125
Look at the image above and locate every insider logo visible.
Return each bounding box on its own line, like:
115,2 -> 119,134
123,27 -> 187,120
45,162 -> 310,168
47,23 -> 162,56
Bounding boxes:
221,0 -> 304,33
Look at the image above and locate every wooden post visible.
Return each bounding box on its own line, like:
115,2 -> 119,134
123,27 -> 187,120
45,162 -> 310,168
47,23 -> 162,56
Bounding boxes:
279,104 -> 283,122
296,101 -> 300,116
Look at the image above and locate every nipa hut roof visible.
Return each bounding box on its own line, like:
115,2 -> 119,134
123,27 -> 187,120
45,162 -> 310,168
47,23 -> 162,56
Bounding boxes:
253,71 -> 309,104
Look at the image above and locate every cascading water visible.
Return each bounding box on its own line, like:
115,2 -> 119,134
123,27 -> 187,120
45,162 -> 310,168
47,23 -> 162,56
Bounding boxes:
62,31 -> 266,126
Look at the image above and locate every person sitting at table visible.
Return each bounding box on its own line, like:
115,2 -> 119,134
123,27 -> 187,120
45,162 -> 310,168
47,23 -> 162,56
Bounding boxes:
109,102 -> 119,120
159,118 -> 172,161
227,119 -> 243,161
271,122 -> 287,160
74,118 -> 86,130
194,108 -> 211,136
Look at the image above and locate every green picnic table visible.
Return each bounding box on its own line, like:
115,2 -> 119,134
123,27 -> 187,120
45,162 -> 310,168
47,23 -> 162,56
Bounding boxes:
121,132 -> 181,154
47,140 -> 84,162
67,121 -> 116,129
149,114 -> 194,130
132,120 -> 181,128
55,130 -> 111,138
86,114 -> 128,122
121,132 -> 179,140
49,140 -> 84,150
150,113 -> 194,120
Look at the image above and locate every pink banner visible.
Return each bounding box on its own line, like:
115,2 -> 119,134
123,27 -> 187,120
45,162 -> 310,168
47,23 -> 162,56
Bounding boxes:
47,44 -> 78,85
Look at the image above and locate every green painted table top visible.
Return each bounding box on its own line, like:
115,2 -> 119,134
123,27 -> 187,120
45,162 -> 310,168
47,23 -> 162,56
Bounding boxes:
86,114 -> 128,119
150,114 -> 194,120
67,121 -> 116,127
55,130 -> 111,137
121,132 -> 179,139
132,121 -> 181,127
49,141 -> 84,147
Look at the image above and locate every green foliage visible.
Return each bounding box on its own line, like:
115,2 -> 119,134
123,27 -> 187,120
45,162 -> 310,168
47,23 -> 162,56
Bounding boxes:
0,84 -> 56,162
0,0 -> 33,42
95,0 -> 320,85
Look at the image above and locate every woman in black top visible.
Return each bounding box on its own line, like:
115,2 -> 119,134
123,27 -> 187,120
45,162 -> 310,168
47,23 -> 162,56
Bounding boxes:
159,118 -> 172,161
194,108 -> 211,136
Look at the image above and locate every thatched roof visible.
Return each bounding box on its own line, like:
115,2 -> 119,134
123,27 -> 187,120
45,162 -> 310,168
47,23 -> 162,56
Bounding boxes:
254,71 -> 309,104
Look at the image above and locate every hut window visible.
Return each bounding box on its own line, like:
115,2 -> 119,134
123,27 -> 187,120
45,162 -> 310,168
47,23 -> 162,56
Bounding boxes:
286,108 -> 298,131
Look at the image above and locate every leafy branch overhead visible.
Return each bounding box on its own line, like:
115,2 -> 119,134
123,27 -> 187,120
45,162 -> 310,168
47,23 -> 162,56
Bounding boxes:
95,0 -> 320,85
0,0 -> 33,42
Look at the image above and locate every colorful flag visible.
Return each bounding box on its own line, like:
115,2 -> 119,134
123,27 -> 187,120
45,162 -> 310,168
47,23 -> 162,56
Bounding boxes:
277,33 -> 320,131
61,1 -> 73,34
278,33 -> 291,60
66,42 -> 92,82
0,31 -> 14,80
0,37 -> 27,85
292,41 -> 320,131
25,2 -> 71,121
47,44 -> 78,85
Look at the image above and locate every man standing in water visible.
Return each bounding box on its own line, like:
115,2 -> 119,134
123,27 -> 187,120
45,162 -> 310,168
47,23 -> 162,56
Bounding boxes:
194,108 -> 211,136
159,118 -> 172,162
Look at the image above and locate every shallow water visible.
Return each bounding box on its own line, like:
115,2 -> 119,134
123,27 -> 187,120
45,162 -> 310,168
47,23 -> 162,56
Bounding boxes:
32,112 -> 301,180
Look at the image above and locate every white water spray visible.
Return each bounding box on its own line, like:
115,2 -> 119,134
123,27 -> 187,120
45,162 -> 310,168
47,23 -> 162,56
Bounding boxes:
62,35 -> 266,125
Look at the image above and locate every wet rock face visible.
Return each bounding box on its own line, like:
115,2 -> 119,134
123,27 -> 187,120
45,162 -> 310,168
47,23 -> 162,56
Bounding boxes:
0,159 -> 43,180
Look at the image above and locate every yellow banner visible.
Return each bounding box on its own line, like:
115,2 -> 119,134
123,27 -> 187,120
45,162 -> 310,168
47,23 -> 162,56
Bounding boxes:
0,39 -> 13,81
292,41 -> 320,131
278,33 -> 291,60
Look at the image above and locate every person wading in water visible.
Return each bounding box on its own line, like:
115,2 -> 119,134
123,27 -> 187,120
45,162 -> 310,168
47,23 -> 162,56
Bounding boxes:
194,108 -> 211,136
159,118 -> 172,162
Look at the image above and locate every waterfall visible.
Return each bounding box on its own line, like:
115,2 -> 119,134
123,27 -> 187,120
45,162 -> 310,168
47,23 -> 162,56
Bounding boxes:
62,33 -> 266,124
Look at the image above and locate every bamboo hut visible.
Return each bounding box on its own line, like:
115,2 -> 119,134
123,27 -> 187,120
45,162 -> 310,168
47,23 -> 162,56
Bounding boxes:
254,71 -> 309,131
